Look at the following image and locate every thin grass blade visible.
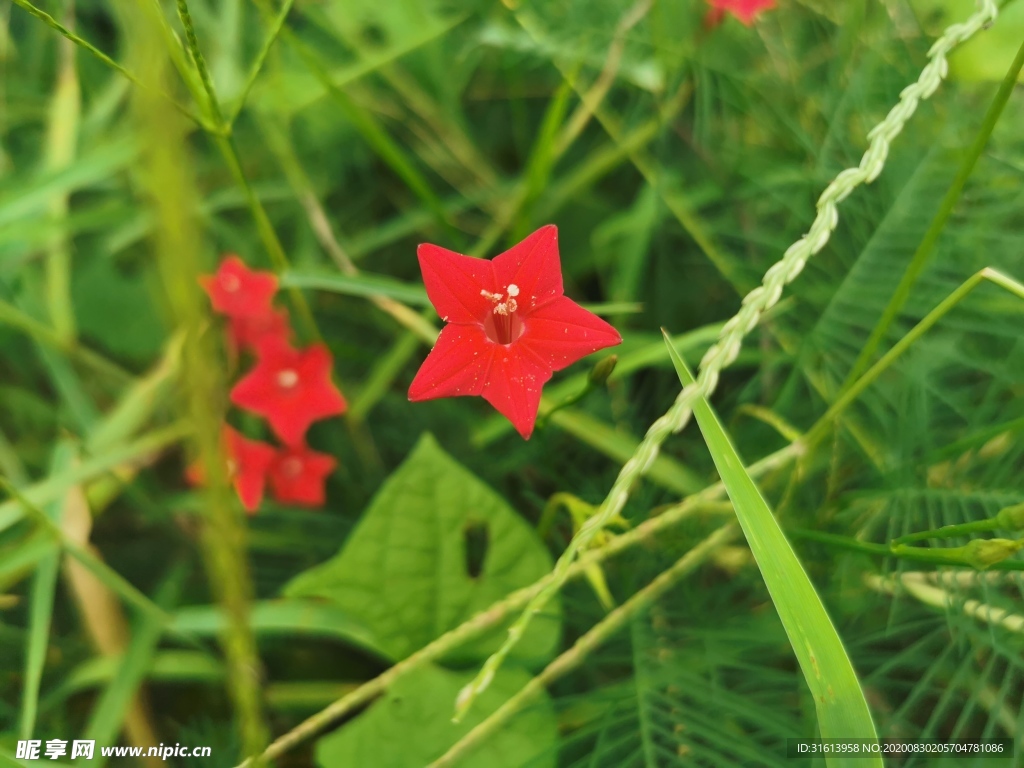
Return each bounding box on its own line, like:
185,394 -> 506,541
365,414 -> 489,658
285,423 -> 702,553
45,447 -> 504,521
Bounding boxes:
80,569 -> 184,767
19,442 -> 75,739
280,269 -> 430,306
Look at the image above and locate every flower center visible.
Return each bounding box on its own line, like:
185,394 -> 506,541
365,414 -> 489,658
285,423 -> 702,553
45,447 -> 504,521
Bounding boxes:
282,457 -> 303,478
277,369 -> 299,389
481,283 -> 524,345
222,273 -> 241,292
226,458 -> 238,477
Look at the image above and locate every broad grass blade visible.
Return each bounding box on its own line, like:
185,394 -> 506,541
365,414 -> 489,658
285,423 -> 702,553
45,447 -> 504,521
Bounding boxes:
663,330 -> 881,767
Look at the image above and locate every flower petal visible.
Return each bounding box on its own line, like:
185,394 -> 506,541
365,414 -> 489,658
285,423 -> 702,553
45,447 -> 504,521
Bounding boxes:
409,324 -> 496,401
519,296 -> 622,373
269,445 -> 337,507
234,471 -> 267,513
229,306 -> 290,352
418,243 -> 496,325
481,345 -> 551,440
491,225 -> 562,312
707,0 -> 775,25
225,426 -> 276,513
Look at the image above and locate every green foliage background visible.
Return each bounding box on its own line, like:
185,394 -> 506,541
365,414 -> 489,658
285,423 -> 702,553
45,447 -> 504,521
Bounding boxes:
1,0 -> 1023,766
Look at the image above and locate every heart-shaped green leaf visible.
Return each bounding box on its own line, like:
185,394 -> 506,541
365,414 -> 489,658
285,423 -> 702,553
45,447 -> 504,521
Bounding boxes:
284,433 -> 560,663
316,663 -> 556,768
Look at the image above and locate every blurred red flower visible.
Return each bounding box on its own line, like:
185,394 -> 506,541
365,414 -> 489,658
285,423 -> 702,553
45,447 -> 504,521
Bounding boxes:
269,444 -> 338,507
230,337 -> 348,446
408,225 -> 621,439
199,255 -> 277,318
186,426 -> 277,513
706,0 -> 775,25
191,256 -> 341,512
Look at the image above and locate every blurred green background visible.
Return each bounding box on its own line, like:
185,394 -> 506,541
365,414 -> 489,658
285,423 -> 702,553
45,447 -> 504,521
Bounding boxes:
2,0 -> 1024,766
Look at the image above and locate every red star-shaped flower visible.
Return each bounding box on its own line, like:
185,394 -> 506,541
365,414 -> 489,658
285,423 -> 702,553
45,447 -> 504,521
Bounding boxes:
706,0 -> 775,26
200,255 -> 278,318
230,337 -> 348,446
269,444 -> 337,507
228,306 -> 291,352
185,426 -> 277,513
408,225 -> 622,439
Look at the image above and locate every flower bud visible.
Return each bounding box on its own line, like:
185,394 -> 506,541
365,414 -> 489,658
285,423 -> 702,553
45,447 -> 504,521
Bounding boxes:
589,355 -> 618,388
995,503 -> 1024,531
963,538 -> 1024,570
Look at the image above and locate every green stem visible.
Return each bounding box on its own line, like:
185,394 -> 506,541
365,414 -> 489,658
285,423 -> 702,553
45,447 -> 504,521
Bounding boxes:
892,502 -> 1024,545
790,528 -> 1024,571
214,133 -> 321,341
892,520 -> 1002,546
535,382 -> 595,430
843,34 -> 1024,387
348,330 -> 422,420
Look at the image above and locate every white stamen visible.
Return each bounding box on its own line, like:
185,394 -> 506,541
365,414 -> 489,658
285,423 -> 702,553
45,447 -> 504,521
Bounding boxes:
483,284 -> 522,326
492,298 -> 518,315
222,274 -> 241,292
277,369 -> 299,388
